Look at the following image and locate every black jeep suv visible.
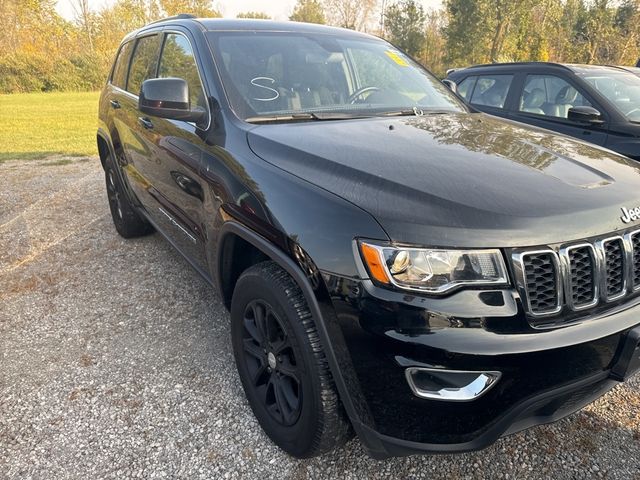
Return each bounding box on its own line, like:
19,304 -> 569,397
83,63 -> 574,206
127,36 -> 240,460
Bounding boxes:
97,16 -> 640,459
446,63 -> 640,160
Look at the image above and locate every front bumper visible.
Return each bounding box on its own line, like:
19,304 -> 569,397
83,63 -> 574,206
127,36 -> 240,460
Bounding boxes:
323,274 -> 640,458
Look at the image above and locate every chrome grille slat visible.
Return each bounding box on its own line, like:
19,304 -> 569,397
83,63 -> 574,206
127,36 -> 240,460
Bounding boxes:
631,232 -> 640,289
561,244 -> 598,311
569,248 -> 595,304
515,250 -> 562,316
603,238 -> 625,299
514,231 -> 640,318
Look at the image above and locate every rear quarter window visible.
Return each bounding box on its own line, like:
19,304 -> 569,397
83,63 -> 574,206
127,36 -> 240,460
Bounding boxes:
111,41 -> 134,89
457,76 -> 476,101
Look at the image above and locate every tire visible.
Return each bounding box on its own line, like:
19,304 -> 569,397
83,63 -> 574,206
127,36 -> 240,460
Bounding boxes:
103,153 -> 154,238
231,261 -> 353,458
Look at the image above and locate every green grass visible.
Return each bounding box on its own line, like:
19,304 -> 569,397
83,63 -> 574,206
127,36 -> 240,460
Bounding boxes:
0,91 -> 99,161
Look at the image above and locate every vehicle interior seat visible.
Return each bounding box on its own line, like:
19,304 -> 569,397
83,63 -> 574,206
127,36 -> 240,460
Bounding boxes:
227,53 -> 291,113
283,59 -> 335,109
479,83 -> 508,108
553,85 -> 579,118
521,88 -> 546,114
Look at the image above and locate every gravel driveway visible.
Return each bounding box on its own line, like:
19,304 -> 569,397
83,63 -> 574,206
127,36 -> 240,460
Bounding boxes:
1,157 -> 640,479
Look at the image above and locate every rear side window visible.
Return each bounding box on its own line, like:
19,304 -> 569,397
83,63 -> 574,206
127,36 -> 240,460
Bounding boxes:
111,41 -> 133,89
158,33 -> 206,110
127,35 -> 160,95
469,74 -> 513,109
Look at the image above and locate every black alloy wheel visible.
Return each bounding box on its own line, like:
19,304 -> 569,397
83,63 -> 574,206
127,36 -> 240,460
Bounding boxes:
241,299 -> 302,426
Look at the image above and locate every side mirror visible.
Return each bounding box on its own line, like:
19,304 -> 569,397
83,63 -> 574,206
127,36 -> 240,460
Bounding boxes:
139,78 -> 205,124
568,106 -> 604,125
442,79 -> 457,94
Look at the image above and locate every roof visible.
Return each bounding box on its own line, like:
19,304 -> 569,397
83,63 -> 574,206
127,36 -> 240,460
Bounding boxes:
130,16 -> 379,42
614,65 -> 640,76
451,61 -> 635,76
198,18 -> 375,39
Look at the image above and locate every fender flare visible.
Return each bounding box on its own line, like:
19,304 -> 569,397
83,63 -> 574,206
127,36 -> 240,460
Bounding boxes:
216,220 -> 386,456
97,128 -> 143,210
96,128 -> 113,168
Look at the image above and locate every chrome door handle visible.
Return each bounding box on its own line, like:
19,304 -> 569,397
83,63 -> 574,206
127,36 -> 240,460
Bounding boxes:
138,117 -> 154,129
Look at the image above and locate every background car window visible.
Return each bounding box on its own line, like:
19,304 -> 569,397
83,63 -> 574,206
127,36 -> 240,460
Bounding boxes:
111,41 -> 133,89
456,76 -> 476,101
159,34 -> 206,111
126,35 -> 160,96
519,74 -> 592,118
581,71 -> 640,122
469,74 -> 513,108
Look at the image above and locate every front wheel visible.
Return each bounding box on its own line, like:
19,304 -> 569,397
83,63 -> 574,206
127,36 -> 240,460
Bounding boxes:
231,261 -> 352,457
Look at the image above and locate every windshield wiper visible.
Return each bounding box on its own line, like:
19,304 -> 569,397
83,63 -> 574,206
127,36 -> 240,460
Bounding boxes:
245,112 -> 373,124
380,108 -> 454,117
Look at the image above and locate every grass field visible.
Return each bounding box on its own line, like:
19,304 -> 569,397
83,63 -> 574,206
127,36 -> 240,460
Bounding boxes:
0,91 -> 100,161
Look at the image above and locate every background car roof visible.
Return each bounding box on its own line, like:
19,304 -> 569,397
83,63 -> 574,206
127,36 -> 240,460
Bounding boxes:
450,62 -> 637,76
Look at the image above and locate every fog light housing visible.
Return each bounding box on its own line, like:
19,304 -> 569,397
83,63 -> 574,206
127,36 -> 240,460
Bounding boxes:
405,367 -> 501,402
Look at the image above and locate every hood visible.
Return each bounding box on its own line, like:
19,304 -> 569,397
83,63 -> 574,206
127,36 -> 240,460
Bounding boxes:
247,113 -> 640,248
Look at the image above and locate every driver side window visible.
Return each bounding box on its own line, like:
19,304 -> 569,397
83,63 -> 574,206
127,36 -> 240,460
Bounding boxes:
159,33 -> 207,112
519,74 -> 593,119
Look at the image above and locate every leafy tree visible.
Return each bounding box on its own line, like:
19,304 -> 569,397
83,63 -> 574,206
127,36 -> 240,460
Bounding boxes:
444,0 -> 489,66
236,11 -> 271,19
160,0 -> 220,17
289,0 -> 326,24
421,9 -> 446,76
615,0 -> 640,64
384,0 -> 427,57
323,0 -> 378,30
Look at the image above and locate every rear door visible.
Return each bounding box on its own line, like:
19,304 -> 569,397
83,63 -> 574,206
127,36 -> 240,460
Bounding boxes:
508,72 -> 609,146
116,33 -> 163,211
102,40 -> 139,202
455,72 -> 515,120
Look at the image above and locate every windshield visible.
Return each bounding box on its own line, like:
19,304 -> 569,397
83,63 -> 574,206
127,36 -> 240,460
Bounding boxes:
206,31 -> 465,121
579,70 -> 640,122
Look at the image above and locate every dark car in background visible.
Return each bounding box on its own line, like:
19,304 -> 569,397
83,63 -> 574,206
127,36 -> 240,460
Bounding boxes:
98,17 -> 640,459
446,63 -> 640,160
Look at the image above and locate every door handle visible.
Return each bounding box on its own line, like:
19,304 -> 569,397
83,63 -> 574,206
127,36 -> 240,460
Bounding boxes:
138,117 -> 154,129
110,100 -> 121,109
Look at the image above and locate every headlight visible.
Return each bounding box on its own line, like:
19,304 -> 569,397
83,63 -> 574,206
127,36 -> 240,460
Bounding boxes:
358,241 -> 509,294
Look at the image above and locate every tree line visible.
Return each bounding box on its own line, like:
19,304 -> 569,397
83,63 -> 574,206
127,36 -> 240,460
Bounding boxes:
1,0 -> 638,94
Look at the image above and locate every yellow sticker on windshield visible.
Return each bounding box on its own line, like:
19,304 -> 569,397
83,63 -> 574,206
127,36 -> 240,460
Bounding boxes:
385,50 -> 409,66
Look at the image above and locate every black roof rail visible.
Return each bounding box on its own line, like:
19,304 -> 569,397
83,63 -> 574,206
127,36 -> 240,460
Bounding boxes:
464,61 -> 572,71
146,13 -> 196,26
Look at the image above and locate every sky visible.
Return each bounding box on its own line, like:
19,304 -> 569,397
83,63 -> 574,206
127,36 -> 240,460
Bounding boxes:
56,0 -> 443,22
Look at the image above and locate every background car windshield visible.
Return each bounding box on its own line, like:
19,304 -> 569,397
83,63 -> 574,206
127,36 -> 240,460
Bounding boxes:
206,32 -> 465,119
580,71 -> 640,122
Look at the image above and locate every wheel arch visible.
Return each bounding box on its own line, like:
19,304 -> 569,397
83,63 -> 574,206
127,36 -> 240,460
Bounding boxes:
215,219 -> 383,456
96,129 -> 113,170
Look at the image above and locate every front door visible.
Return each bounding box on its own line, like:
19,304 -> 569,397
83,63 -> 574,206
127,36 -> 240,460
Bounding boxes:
510,73 -> 609,146
132,31 -> 211,272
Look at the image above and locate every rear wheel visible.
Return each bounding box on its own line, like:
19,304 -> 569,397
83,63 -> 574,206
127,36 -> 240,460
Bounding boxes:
104,153 -> 153,238
231,261 -> 352,457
